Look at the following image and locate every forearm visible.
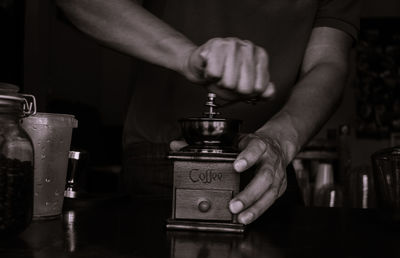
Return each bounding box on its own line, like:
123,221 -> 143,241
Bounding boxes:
257,62 -> 348,164
55,0 -> 196,73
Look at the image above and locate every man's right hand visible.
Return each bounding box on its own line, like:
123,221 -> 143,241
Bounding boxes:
182,37 -> 275,101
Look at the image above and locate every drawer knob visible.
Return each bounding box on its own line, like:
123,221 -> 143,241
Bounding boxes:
198,200 -> 211,212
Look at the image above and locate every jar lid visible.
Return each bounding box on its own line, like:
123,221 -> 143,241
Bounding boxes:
0,83 -> 24,102
0,82 -> 19,93
0,82 -> 36,116
22,112 -> 78,128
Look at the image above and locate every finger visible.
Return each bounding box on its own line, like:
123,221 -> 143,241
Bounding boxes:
220,39 -> 240,90
169,140 -> 188,151
192,47 -> 208,71
229,166 -> 275,215
199,47 -> 209,61
237,41 -> 256,95
237,134 -> 252,150
233,137 -> 267,172
261,82 -> 276,98
277,175 -> 287,197
236,172 -> 287,224
236,133 -> 247,143
233,133 -> 247,148
183,46 -> 208,83
254,48 -> 269,93
237,183 -> 279,224
206,84 -> 239,101
203,39 -> 226,80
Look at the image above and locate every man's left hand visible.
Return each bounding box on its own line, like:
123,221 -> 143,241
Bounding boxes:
229,133 -> 287,224
170,132 -> 288,225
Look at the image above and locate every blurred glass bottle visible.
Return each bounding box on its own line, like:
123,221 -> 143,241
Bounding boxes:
313,162 -> 344,207
338,124 -> 352,185
372,146 -> 400,222
346,165 -> 376,209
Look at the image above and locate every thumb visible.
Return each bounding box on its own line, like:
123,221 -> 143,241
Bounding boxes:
184,47 -> 207,83
261,82 -> 276,98
233,137 -> 267,173
170,140 -> 189,151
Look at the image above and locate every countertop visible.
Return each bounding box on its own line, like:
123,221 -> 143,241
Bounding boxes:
1,195 -> 399,258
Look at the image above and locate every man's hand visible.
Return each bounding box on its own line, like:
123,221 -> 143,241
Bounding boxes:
182,37 -> 275,101
170,132 -> 288,225
229,133 -> 287,224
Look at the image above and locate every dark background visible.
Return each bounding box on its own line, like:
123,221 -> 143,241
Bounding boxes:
0,0 -> 24,86
1,0 -> 400,171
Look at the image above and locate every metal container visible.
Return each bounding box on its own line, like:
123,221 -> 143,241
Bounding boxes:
180,117 -> 241,148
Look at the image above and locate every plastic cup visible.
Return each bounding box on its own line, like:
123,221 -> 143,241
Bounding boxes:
21,112 -> 78,219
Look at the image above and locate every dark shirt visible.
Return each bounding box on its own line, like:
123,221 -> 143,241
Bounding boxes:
123,0 -> 360,148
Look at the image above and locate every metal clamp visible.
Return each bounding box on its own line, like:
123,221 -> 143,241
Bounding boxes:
21,94 -> 37,117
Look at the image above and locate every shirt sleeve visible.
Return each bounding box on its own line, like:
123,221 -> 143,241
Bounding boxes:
314,0 -> 361,41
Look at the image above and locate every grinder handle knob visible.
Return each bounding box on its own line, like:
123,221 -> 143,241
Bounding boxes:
198,199 -> 211,212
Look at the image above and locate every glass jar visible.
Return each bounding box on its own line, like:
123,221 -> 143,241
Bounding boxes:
0,83 -> 35,236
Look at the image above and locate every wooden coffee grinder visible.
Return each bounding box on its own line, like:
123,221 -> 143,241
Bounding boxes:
166,93 -> 245,233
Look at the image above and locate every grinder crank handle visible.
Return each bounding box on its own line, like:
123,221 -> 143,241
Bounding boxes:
215,95 -> 262,109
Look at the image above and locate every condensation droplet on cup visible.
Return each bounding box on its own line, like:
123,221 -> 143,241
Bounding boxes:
34,192 -> 39,196
54,191 -> 59,196
41,154 -> 46,160
45,178 -> 51,183
45,202 -> 50,206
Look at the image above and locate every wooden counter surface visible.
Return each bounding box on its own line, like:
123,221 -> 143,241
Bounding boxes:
1,195 -> 399,258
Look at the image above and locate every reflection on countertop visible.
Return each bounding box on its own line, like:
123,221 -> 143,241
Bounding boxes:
1,196 -> 398,258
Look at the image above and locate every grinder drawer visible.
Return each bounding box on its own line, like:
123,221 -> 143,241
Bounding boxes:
175,189 -> 233,221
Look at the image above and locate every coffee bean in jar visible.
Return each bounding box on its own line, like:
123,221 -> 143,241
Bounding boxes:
0,83 -> 35,237
0,154 -> 33,236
